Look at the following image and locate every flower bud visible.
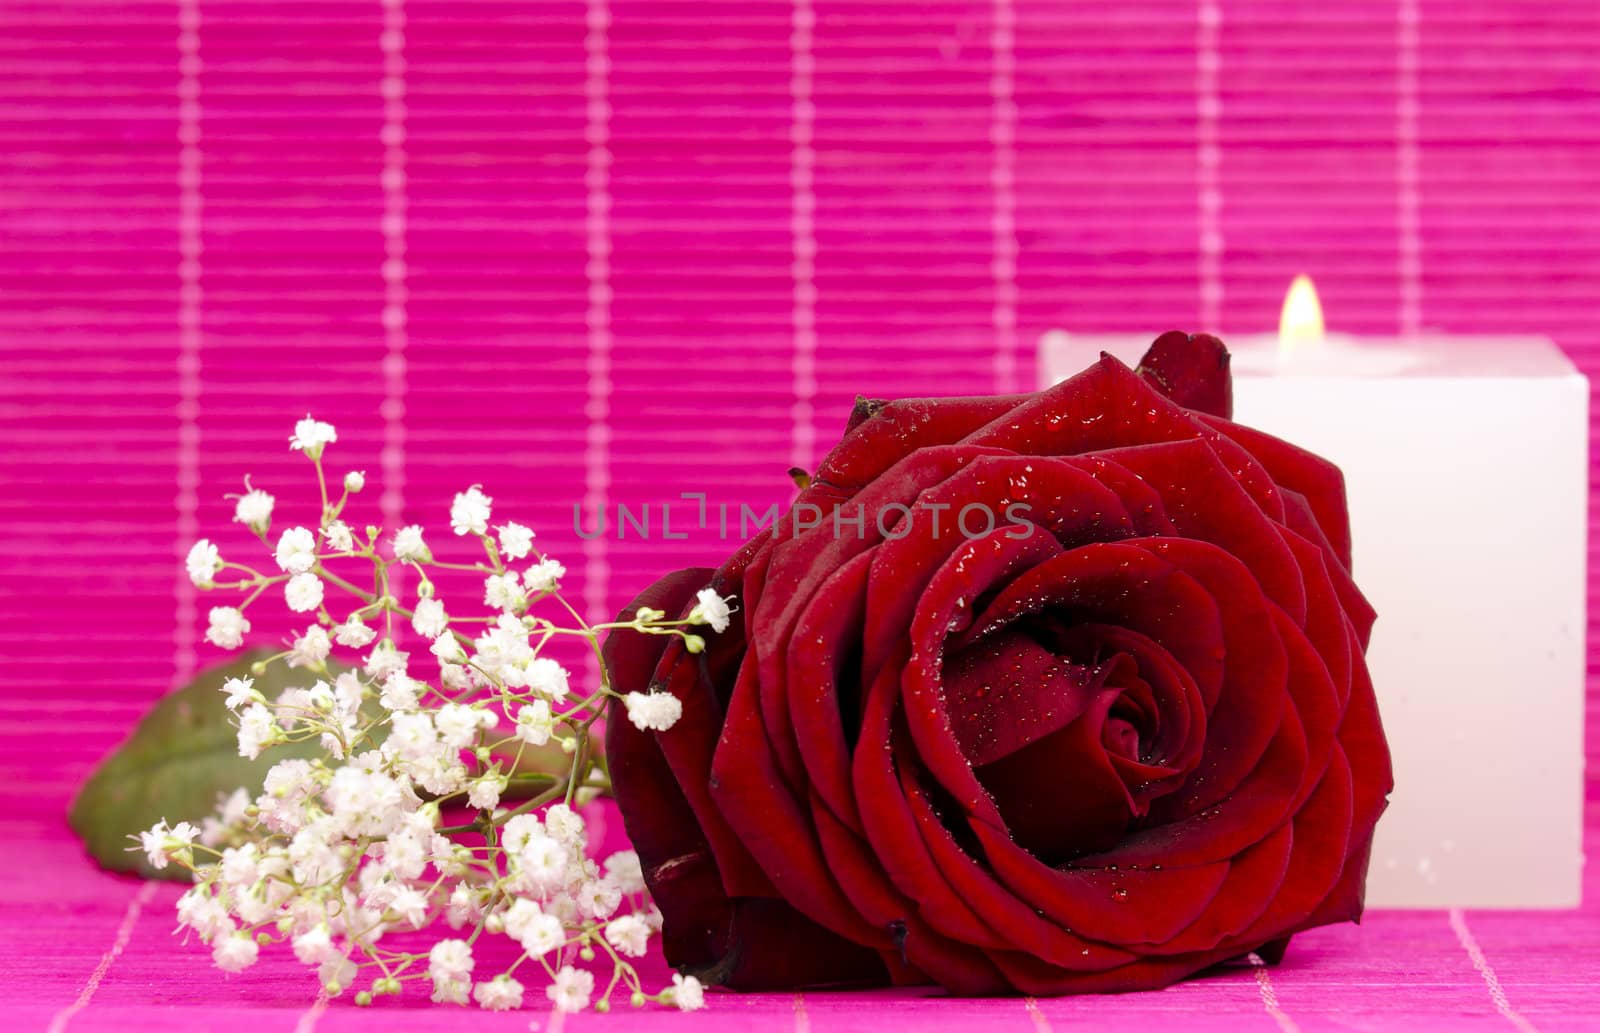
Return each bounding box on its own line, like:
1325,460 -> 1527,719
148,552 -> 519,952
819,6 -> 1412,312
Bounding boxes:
344,470 -> 365,493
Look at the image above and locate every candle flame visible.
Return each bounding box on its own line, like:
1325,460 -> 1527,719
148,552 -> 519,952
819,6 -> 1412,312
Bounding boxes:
1278,274 -> 1326,356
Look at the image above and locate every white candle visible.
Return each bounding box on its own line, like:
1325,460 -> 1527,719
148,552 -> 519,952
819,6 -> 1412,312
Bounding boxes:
1041,280 -> 1587,909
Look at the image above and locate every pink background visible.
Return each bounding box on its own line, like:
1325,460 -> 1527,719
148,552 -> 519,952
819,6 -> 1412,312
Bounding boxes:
2,0 -> 1598,1028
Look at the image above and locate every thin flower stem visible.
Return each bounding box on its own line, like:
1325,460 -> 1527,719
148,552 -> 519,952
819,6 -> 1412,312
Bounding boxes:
319,568 -> 376,603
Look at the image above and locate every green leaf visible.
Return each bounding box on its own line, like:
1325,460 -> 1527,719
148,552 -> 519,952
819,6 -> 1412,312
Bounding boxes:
68,650 -> 339,880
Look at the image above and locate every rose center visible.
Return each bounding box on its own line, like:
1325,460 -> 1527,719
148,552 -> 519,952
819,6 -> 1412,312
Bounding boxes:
942,623 -> 1164,863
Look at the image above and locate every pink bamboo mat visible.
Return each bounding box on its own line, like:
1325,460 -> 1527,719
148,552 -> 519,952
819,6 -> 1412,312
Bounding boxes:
3,0 -> 1600,1028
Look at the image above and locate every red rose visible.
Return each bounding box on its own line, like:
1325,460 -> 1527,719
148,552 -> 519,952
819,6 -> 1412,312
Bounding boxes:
605,333 -> 1392,994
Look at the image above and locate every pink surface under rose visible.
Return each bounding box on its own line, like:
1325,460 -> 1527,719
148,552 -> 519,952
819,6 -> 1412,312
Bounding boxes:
605,333 -> 1392,994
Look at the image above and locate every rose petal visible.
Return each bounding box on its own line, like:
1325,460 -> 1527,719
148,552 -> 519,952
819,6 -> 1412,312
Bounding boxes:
754,445 -> 1014,791
709,656 -> 889,947
815,395 -> 1035,495
787,549 -> 876,828
854,645 -> 1017,949
1232,747 -> 1356,944
1136,330 -> 1233,418
1096,439 -> 1307,623
961,354 -> 1284,523
972,816 -> 1232,947
1203,413 -> 1353,569
970,668 -> 1139,859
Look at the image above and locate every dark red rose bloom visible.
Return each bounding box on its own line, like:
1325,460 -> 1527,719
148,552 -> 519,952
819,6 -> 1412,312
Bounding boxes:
604,334 -> 1392,995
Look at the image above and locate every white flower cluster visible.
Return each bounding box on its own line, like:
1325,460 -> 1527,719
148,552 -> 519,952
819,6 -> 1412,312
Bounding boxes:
147,416 -> 734,1014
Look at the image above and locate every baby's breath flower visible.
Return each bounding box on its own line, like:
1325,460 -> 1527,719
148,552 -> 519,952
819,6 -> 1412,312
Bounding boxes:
392,524 -> 430,563
324,520 -> 355,553
292,925 -> 338,965
430,634 -> 467,664
412,596 -> 449,638
364,640 -> 409,680
670,973 -> 706,1012
519,910 -> 566,957
446,884 -> 481,929
379,672 -> 420,712
543,804 -> 584,845
177,886 -> 232,942
343,470 -> 365,493
483,572 -> 525,614
432,975 -> 469,1005
547,967 -> 594,1014
334,616 -> 376,647
388,712 -> 439,766
496,521 -> 534,560
473,974 -> 523,1012
206,606 -> 250,649
186,539 -> 222,587
501,899 -> 542,941
220,675 -> 255,710
515,700 -> 553,746
691,588 -> 734,634
236,703 -> 276,759
500,814 -> 543,856
450,486 -> 492,537
274,527 -> 318,575
623,691 -> 682,733
523,557 -> 566,595
232,487 -> 275,534
428,938 -> 474,983
579,877 -> 622,920
604,851 -> 646,895
212,932 -> 261,973
605,913 -> 650,957
289,414 -> 337,456
390,887 -> 429,929
289,625 -> 331,667
218,846 -> 260,893
467,773 -> 506,811
285,572 -> 324,613
140,819 -> 198,870
526,657 -> 570,702
434,703 -> 488,750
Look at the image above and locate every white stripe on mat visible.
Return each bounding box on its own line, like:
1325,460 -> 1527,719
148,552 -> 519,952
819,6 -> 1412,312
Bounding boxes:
1247,950 -> 1301,1033
1449,909 -> 1541,1033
